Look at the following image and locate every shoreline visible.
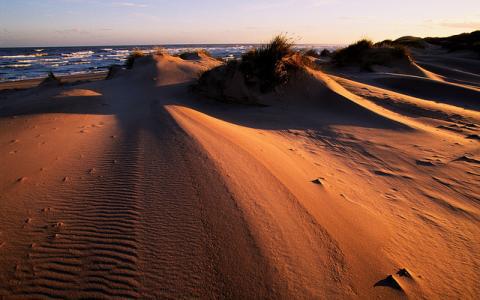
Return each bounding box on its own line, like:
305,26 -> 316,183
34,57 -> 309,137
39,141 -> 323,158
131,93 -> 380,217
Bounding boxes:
0,71 -> 108,91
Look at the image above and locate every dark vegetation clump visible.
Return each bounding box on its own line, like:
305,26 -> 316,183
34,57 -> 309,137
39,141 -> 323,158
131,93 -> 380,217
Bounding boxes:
425,30 -> 480,55
375,36 -> 427,49
304,48 -> 321,58
238,35 -> 306,92
125,50 -> 145,69
196,35 -> 311,103
332,39 -> 410,70
320,49 -> 331,57
393,36 -> 426,49
178,49 -> 213,60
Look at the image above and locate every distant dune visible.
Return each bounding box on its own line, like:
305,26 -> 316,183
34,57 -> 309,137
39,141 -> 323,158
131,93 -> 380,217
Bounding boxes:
0,34 -> 479,298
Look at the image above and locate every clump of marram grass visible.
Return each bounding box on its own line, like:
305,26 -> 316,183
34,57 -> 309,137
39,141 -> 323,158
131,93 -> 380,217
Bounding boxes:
238,35 -> 307,92
332,39 -> 411,70
320,49 -> 331,57
392,36 -> 426,49
425,30 -> 480,55
178,49 -> 213,60
196,35 -> 311,104
125,49 -> 145,69
304,48 -> 321,58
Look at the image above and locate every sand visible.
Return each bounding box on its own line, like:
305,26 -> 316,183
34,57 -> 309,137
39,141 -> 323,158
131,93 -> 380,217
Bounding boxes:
0,50 -> 479,298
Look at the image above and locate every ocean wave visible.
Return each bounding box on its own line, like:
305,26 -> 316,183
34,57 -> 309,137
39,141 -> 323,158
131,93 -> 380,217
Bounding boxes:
61,51 -> 94,58
0,53 -> 47,59
0,64 -> 32,68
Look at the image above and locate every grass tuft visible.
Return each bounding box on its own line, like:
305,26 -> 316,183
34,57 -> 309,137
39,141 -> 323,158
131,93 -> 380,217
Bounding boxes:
425,30 -> 480,55
320,49 -> 331,57
196,35 -> 313,103
238,35 -> 303,92
332,39 -> 410,70
304,49 -> 321,58
178,49 -> 213,60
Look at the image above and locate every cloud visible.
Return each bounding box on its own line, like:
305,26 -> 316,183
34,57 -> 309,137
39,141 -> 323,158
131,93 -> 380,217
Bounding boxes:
55,28 -> 91,35
243,0 -> 336,11
112,2 -> 148,8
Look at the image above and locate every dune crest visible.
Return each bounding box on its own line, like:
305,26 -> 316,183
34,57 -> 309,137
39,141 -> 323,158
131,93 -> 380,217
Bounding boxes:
0,49 -> 479,298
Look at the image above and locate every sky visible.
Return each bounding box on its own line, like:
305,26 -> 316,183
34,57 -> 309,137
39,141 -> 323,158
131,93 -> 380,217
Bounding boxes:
0,0 -> 479,47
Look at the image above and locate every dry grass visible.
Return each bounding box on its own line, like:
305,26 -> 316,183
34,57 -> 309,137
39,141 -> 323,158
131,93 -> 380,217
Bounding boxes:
304,49 -> 321,58
178,49 -> 213,60
238,35 -> 307,92
332,39 -> 410,70
196,35 -> 313,104
425,30 -> 480,55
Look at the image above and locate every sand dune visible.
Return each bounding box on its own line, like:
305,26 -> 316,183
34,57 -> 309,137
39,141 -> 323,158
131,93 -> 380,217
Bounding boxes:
0,52 -> 479,298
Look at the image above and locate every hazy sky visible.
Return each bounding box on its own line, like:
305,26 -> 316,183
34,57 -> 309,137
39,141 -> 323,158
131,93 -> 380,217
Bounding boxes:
1,0 -> 479,47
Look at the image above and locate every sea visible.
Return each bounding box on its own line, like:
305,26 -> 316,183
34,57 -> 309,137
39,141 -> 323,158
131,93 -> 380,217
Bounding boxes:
0,44 -> 340,82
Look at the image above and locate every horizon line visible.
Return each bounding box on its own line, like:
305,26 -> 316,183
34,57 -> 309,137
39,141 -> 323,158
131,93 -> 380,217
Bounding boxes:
0,42 -> 345,49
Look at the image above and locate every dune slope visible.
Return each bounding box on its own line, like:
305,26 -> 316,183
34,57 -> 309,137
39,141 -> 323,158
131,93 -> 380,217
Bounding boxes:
0,53 -> 479,299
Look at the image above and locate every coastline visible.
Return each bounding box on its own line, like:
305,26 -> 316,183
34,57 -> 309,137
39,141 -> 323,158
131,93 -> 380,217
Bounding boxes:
0,72 -> 108,91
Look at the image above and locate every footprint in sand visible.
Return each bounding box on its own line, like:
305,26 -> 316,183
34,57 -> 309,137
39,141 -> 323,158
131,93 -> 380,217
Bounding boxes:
41,207 -> 53,213
312,178 -> 326,185
374,271 -> 414,292
466,134 -> 480,141
374,275 -> 403,291
62,176 -> 70,182
397,268 -> 413,278
53,222 -> 65,229
10,139 -> 19,144
374,170 -> 396,177
17,177 -> 27,183
455,155 -> 480,165
416,159 -> 435,166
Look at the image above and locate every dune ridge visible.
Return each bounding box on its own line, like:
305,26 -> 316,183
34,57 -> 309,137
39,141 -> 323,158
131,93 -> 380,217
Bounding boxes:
0,49 -> 479,298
